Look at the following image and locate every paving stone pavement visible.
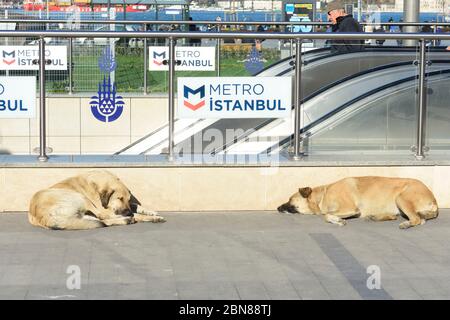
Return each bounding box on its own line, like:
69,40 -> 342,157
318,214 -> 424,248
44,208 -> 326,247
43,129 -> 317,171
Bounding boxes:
0,210 -> 450,300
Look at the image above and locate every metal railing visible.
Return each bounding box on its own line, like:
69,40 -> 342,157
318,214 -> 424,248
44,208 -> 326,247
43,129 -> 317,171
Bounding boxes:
2,18 -> 450,27
2,19 -> 449,93
0,29 -> 449,162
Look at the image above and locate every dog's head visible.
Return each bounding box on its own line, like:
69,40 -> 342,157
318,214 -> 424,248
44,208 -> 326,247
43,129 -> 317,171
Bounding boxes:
103,187 -> 133,217
277,187 -> 315,215
99,180 -> 141,217
87,170 -> 142,218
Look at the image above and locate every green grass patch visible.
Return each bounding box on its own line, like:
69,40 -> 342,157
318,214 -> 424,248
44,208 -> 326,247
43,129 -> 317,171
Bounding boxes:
65,46 -> 281,93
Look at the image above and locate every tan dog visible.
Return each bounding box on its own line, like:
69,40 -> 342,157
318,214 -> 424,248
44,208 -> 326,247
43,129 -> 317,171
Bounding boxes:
29,170 -> 165,230
278,176 -> 438,229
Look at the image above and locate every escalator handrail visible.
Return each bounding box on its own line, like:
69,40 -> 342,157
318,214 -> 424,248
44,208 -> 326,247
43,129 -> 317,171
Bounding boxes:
114,118 -> 205,155
253,47 -> 331,76
218,60 -> 450,155
299,59 -> 450,105
266,68 -> 450,154
256,45 -> 449,77
276,46 -> 450,77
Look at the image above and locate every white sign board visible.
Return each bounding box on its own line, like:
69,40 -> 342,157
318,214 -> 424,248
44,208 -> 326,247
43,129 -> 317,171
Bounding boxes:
177,77 -> 292,119
0,22 -> 16,31
165,10 -> 180,15
0,46 -> 67,70
149,46 -> 215,71
0,77 -> 36,118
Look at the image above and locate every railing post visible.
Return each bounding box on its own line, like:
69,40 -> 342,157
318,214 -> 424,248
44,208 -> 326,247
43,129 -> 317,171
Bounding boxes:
216,23 -> 221,77
289,23 -> 294,57
414,39 -> 427,160
433,23 -> 437,47
143,23 -> 148,95
38,37 -> 48,162
68,37 -> 73,94
292,38 -> 305,160
168,36 -> 175,161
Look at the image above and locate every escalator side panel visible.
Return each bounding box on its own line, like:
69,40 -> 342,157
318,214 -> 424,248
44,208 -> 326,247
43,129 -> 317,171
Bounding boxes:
174,52 -> 446,154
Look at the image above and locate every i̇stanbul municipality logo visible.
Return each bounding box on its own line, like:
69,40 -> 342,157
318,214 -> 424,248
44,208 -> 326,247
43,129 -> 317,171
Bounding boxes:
90,47 -> 124,122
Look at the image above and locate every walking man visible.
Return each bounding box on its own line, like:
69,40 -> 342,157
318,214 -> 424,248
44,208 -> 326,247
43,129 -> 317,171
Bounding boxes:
327,0 -> 364,54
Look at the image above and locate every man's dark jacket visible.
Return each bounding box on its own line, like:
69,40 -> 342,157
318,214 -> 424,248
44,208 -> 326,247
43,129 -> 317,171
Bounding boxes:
330,14 -> 365,54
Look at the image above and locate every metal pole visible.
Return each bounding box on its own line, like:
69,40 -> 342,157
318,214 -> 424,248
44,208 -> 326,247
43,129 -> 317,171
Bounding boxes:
38,38 -> 48,162
107,0 -> 111,20
290,39 -> 293,57
143,23 -> 148,95
415,39 -> 427,160
289,22 -> 293,57
433,23 -> 438,47
168,37 -> 175,161
357,0 -> 362,23
68,37 -> 73,94
216,23 -> 221,77
404,0 -> 420,47
292,38 -> 304,160
5,10 -> 9,77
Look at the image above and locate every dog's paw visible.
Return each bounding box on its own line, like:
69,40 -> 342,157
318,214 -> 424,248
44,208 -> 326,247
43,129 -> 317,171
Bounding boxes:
133,213 -> 166,223
280,210 -> 295,215
136,208 -> 160,216
128,216 -> 137,224
399,221 -> 411,229
337,220 -> 347,227
154,215 -> 166,223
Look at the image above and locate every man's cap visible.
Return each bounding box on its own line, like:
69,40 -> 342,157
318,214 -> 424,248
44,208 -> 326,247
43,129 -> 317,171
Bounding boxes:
327,0 -> 345,13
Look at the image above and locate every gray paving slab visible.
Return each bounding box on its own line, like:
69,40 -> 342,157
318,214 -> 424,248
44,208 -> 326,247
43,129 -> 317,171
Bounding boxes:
380,279 -> 423,300
262,280 -> 301,300
145,280 -> 179,300
207,282 -> 240,300
290,279 -> 331,300
310,233 -> 393,300
176,281 -> 212,300
234,281 -> 271,300
1,211 -> 450,299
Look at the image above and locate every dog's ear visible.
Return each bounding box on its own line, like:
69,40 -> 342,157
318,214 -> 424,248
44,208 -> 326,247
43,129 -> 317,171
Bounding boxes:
129,192 -> 141,206
129,192 -> 141,212
100,189 -> 114,208
299,187 -> 312,198
89,181 -> 98,192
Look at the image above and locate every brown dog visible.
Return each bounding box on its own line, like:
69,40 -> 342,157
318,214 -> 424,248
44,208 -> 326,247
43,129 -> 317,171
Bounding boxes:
278,176 -> 438,229
29,170 -> 165,230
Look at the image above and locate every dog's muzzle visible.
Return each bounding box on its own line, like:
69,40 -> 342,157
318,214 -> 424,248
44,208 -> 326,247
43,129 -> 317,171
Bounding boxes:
277,203 -> 298,214
119,208 -> 133,217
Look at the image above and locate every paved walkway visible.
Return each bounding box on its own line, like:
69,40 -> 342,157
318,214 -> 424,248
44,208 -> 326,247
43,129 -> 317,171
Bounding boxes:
1,210 -> 450,300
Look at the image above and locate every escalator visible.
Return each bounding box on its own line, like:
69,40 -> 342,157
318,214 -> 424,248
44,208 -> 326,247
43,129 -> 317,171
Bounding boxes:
240,66 -> 450,155
117,46 -> 450,155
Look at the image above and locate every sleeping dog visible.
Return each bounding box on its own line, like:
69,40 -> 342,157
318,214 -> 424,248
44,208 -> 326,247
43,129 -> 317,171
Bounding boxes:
278,176 -> 438,229
29,170 -> 165,230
